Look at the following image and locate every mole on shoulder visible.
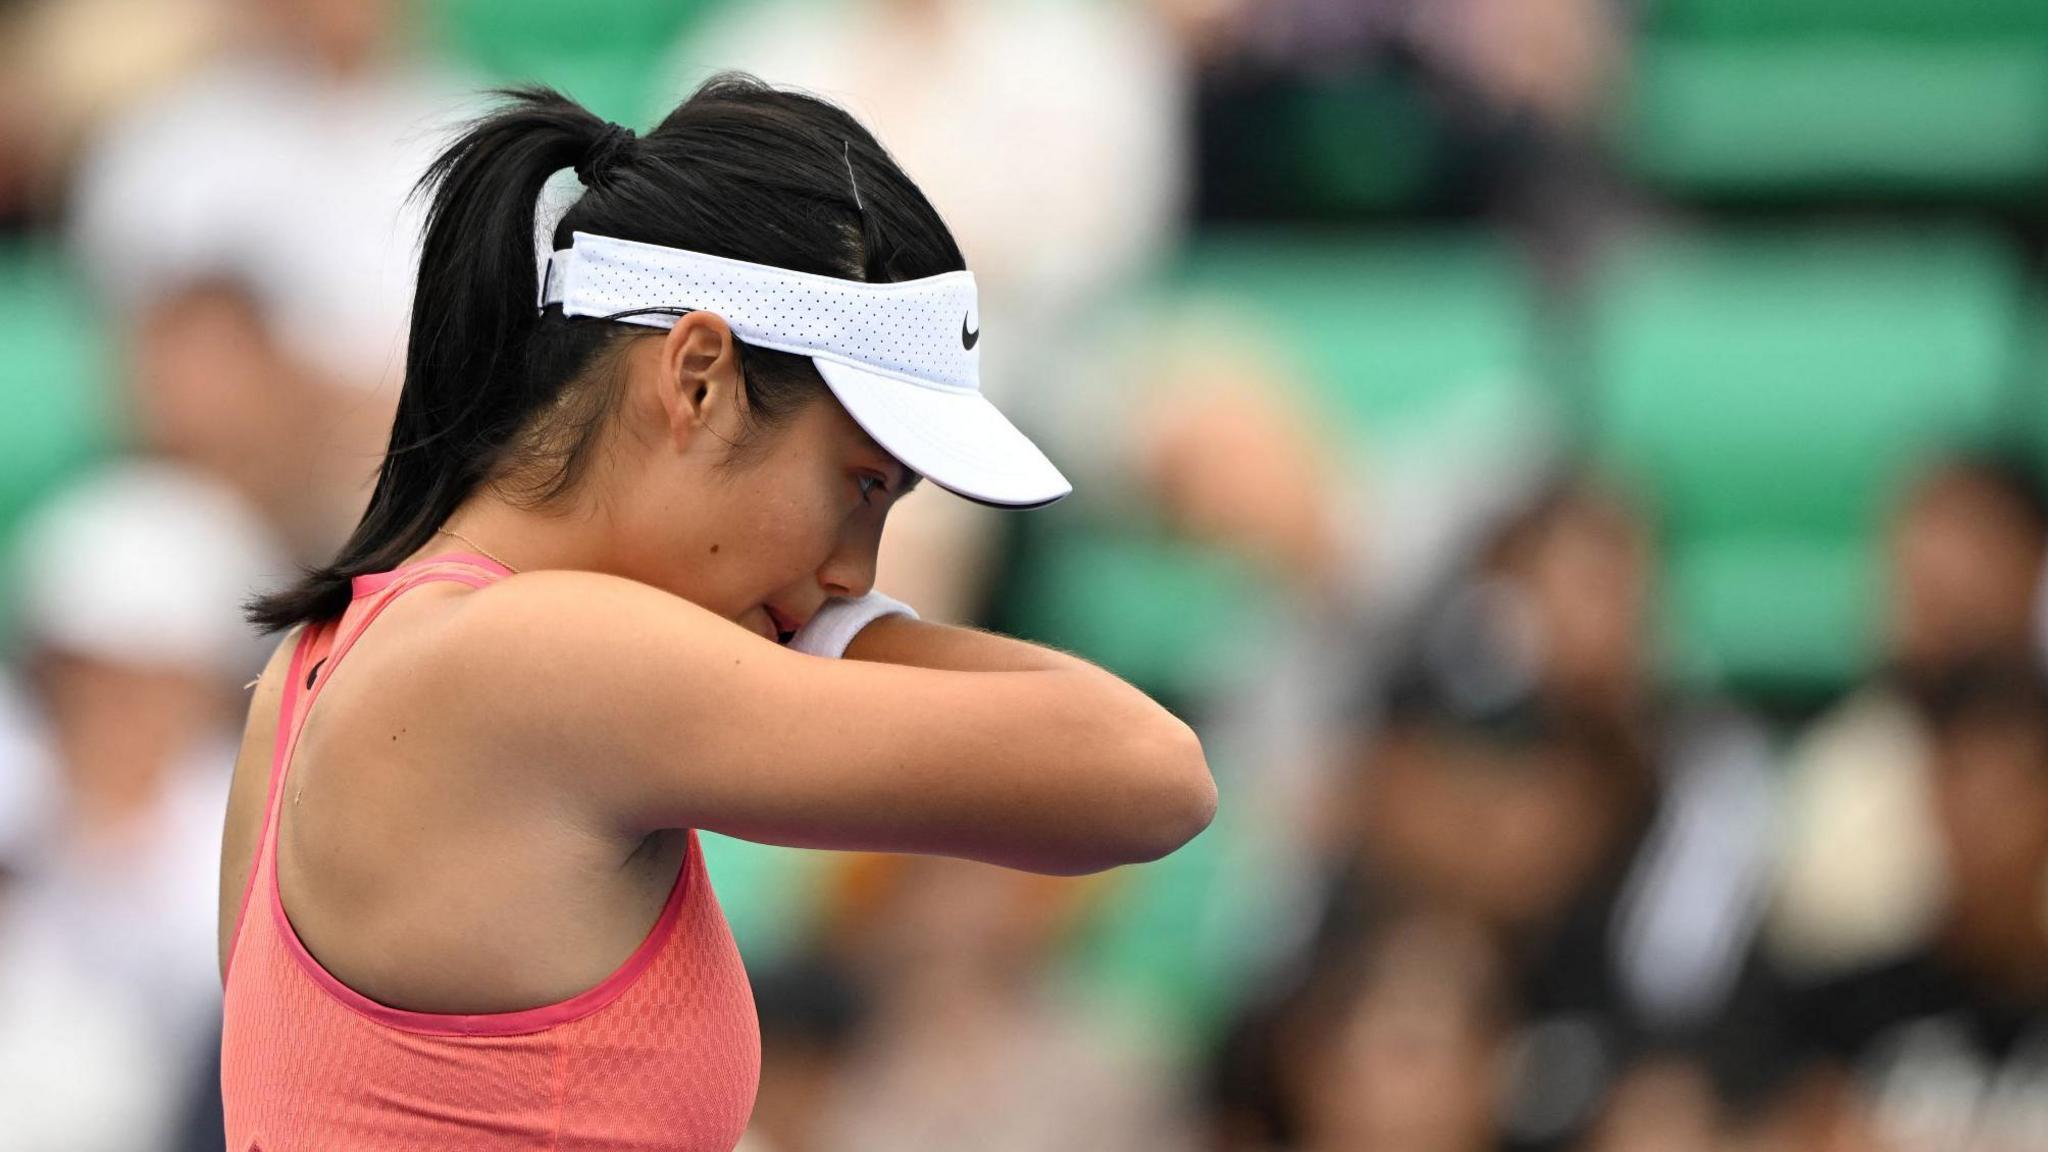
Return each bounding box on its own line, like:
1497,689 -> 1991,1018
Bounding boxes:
709,543 -> 720,554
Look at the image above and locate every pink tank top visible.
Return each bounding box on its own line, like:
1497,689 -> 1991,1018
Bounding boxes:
220,552 -> 760,1150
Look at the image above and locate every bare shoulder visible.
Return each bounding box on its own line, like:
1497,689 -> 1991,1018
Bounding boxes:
432,567 -> 762,704
424,566 -> 760,757
218,624 -> 306,978
447,566 -> 734,648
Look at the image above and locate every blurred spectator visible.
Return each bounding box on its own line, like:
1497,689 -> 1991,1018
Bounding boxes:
738,952 -> 868,1152
1107,319 -> 1562,1014
0,1 -> 41,234
0,459 -> 287,1148
764,854 -> 1199,1152
1887,457 -> 2048,677
663,0 -> 1187,625
1135,368 -> 1350,600
0,0 -> 225,234
1766,658 -> 2048,1152
1772,453 -> 2048,977
1396,481 -> 1778,1152
68,0 -> 472,554
1577,1058 -> 1725,1152
1324,480 -> 1675,939
1216,476 -> 1781,1152
0,663 -> 169,1152
0,863 -> 172,1152
1217,908 -> 1512,1152
124,274 -> 354,561
1165,0 -> 1622,128
1168,0 -> 1637,274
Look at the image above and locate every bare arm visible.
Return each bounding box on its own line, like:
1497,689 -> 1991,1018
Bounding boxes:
219,625 -> 302,979
842,612 -> 1092,672
436,571 -> 1216,876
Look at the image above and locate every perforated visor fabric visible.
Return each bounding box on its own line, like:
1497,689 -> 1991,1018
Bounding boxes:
540,231 -> 1071,507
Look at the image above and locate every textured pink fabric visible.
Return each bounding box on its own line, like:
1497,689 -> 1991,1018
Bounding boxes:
221,554 -> 760,1150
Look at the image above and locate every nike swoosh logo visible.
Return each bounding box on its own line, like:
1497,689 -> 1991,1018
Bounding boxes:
962,314 -> 979,350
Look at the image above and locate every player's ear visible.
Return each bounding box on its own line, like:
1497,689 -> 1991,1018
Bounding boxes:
655,311 -> 749,453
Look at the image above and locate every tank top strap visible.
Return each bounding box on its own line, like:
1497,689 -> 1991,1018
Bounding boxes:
283,552 -> 513,771
347,551 -> 512,601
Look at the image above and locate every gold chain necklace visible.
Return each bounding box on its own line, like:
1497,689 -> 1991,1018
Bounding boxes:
434,526 -> 521,573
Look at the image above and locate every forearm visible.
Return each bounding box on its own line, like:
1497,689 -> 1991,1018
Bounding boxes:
842,615 -> 1206,790
841,613 -> 1085,673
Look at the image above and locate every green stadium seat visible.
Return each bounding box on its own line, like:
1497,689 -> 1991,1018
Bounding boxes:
1288,78 -> 1441,216
1627,1 -> 2048,197
1628,43 -> 2048,197
423,0 -> 729,125
0,243 -> 116,652
1585,225 -> 2027,692
1646,0 -> 2048,40
429,0 -> 717,59
2035,299 -> 2048,463
1201,75 -> 1444,219
1168,232 -> 1543,438
695,831 -> 837,970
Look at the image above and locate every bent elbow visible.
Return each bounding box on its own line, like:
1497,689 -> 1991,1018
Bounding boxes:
1125,718 -> 1217,864
1024,716 -> 1216,877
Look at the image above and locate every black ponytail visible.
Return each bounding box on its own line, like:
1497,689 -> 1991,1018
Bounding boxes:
245,73 -> 966,634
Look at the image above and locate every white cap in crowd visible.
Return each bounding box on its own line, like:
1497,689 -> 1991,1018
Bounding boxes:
10,459 -> 289,682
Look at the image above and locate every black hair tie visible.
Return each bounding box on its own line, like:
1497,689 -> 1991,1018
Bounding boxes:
575,122 -> 637,189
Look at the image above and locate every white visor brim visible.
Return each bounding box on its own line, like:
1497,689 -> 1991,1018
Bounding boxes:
814,358 -> 1072,508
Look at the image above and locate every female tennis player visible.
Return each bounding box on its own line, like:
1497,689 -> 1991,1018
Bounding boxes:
216,74 -> 1215,1150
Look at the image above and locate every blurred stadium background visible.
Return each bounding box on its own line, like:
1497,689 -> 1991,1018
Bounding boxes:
2,1 -> 2046,1150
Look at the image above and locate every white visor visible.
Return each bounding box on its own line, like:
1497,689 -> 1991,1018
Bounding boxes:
540,231 -> 1071,507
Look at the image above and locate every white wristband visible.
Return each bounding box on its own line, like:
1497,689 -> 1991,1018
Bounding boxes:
787,590 -> 919,659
